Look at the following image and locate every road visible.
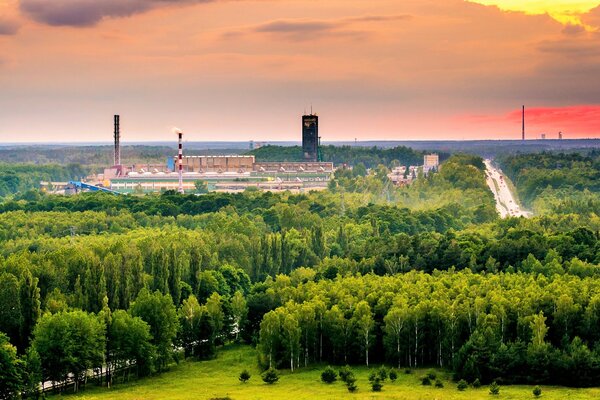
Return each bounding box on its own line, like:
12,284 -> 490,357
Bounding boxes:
484,159 -> 531,218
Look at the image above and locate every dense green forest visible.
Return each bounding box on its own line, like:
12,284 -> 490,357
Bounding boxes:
1,151 -> 599,398
0,146 -> 183,166
250,145 -> 442,168
0,164 -> 90,197
498,151 -> 600,215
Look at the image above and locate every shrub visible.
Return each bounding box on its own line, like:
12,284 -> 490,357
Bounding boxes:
261,368 -> 279,384
321,366 -> 337,384
457,379 -> 468,391
346,373 -> 358,393
489,381 -> 500,395
427,370 -> 437,380
421,376 -> 432,386
533,386 -> 542,397
369,372 -> 377,383
371,378 -> 383,392
435,379 -> 444,388
389,369 -> 398,382
377,366 -> 388,381
473,378 -> 481,388
404,368 -> 412,374
239,369 -> 251,383
339,365 -> 352,383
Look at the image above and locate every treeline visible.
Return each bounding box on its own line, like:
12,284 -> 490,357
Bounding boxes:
0,286 -> 234,396
0,164 -> 89,197
0,145 -> 176,166
249,145 -> 438,169
498,152 -> 600,215
257,271 -> 600,387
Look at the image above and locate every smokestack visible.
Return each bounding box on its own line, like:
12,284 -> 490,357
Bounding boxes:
114,115 -> 121,166
177,130 -> 184,194
522,106 -> 525,141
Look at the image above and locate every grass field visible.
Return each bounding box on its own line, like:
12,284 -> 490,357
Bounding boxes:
49,345 -> 600,400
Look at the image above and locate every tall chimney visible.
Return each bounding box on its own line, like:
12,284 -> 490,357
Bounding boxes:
522,106 -> 525,141
114,115 -> 121,165
177,131 -> 184,194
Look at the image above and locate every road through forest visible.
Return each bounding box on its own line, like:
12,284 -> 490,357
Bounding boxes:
484,159 -> 531,218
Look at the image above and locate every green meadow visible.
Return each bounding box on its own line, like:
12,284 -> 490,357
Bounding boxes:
49,345 -> 600,400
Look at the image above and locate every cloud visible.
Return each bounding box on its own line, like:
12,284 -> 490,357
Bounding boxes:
19,0 -> 212,27
0,17 -> 19,35
581,5 -> 600,28
226,14 -> 411,41
562,24 -> 585,36
255,20 -> 341,35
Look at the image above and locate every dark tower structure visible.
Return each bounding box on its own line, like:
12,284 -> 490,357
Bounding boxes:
114,115 -> 121,166
302,113 -> 318,162
522,105 -> 525,141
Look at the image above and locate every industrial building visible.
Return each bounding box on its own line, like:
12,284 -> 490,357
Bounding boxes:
108,155 -> 334,194
170,155 -> 256,173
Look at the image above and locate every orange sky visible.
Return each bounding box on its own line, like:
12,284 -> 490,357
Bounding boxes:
0,0 -> 599,142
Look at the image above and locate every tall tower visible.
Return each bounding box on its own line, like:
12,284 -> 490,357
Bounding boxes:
522,105 -> 525,141
114,115 -> 121,166
177,130 -> 184,194
302,113 -> 318,162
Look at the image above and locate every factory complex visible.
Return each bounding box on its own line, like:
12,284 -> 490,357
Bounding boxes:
56,112 -> 439,195
107,156 -> 334,194
93,113 -> 333,194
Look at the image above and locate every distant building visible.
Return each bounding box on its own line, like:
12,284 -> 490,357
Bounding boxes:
173,155 -> 256,173
302,114 -> 319,162
424,154 -> 439,168
253,161 -> 333,174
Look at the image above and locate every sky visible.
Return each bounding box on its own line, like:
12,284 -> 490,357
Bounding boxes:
0,0 -> 599,142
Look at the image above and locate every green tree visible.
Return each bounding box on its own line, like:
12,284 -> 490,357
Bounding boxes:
385,298 -> 408,368
0,333 -> 22,399
282,312 -> 301,372
109,310 -> 155,378
354,301 -> 374,366
33,310 -> 105,392
21,346 -> 42,399
194,180 -> 208,194
260,311 -> 280,368
530,312 -> 548,349
231,291 -> 248,342
178,295 -> 203,357
206,292 -> 224,346
19,269 -> 41,351
0,273 -> 21,347
129,289 -> 178,371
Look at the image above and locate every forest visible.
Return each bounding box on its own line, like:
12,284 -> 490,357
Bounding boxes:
0,151 -> 599,398
250,144 -> 442,168
498,151 -> 600,215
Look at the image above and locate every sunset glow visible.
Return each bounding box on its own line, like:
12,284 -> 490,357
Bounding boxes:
471,0 -> 600,25
0,0 -> 599,141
